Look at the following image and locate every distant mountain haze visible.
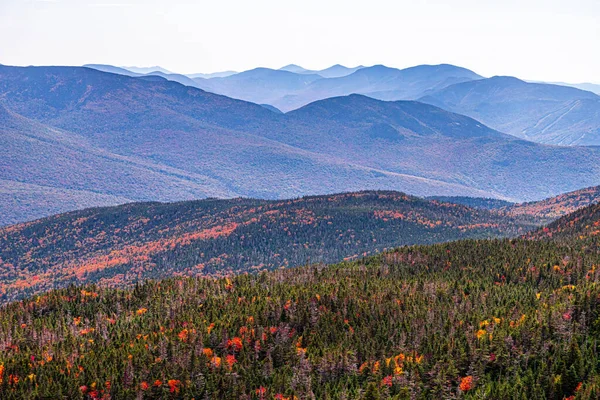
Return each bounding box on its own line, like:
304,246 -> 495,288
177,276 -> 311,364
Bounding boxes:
121,65 -> 173,75
82,63 -> 600,146
531,81 -> 600,96
279,64 -> 311,74
192,67 -> 324,107
317,64 -> 365,78
2,65 -> 600,225
83,64 -> 142,77
83,63 -> 481,112
278,64 -> 364,78
192,63 -> 483,112
420,76 -> 600,146
187,71 -> 238,79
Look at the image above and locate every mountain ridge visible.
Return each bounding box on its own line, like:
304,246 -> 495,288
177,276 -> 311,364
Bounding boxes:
420,77 -> 600,145
0,190 -> 538,302
3,65 -> 600,224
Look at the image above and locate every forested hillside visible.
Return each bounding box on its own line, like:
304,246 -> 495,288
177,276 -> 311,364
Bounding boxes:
529,202 -> 600,242
434,185 -> 600,223
1,215 -> 600,398
507,185 -> 600,221
0,191 -> 536,303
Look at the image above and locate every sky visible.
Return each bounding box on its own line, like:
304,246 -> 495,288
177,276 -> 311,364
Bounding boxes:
1,0 -> 599,83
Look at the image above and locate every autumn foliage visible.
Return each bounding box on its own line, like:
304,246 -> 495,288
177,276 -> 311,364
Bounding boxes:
0,220 -> 599,398
0,191 -> 538,303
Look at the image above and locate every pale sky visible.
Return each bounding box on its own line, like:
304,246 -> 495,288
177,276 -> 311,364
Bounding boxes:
1,0 -> 599,83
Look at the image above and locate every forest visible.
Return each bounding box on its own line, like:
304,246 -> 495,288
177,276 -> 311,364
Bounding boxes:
0,202 -> 600,398
0,191 -> 539,303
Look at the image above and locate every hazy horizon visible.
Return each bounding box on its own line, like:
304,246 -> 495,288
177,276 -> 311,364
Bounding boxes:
1,0 -> 599,84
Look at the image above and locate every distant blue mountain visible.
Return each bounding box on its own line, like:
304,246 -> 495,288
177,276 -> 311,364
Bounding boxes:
192,63 -> 482,112
138,70 -> 201,88
188,71 -> 238,79
54,64 -> 600,146
83,64 -> 141,77
279,64 -> 311,74
549,82 -> 600,95
420,76 -> 600,145
317,64 -> 364,78
278,64 -> 363,78
192,67 -> 323,105
3,65 -> 600,225
122,65 -> 173,74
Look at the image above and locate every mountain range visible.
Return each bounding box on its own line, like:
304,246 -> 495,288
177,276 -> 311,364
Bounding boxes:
420,76 -> 600,146
279,63 -> 364,78
191,64 -> 483,112
3,64 -> 600,225
84,63 -> 600,146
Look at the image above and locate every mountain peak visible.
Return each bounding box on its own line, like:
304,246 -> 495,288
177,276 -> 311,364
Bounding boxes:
488,75 -> 526,84
122,65 -> 172,75
278,64 -> 309,73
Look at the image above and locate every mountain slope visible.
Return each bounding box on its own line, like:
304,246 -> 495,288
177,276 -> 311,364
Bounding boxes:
420,76 -> 600,145
0,100 -> 239,224
433,185 -> 600,222
0,191 -> 536,302
506,185 -> 600,220
281,95 -> 600,202
543,81 -> 600,96
317,64 -> 364,78
1,210 -> 600,398
3,65 -> 600,224
278,64 -> 311,74
529,201 -> 600,241
83,64 -> 141,77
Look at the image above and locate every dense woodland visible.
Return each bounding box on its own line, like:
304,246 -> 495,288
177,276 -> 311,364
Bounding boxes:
0,191 -> 539,303
1,201 -> 600,398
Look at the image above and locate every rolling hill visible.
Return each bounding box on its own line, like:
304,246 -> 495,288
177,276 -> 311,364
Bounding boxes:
506,185 -> 600,221
529,201 -> 600,242
433,185 -> 600,222
420,76 -> 600,146
1,201 -> 600,398
0,191 -> 537,303
3,65 -> 600,225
